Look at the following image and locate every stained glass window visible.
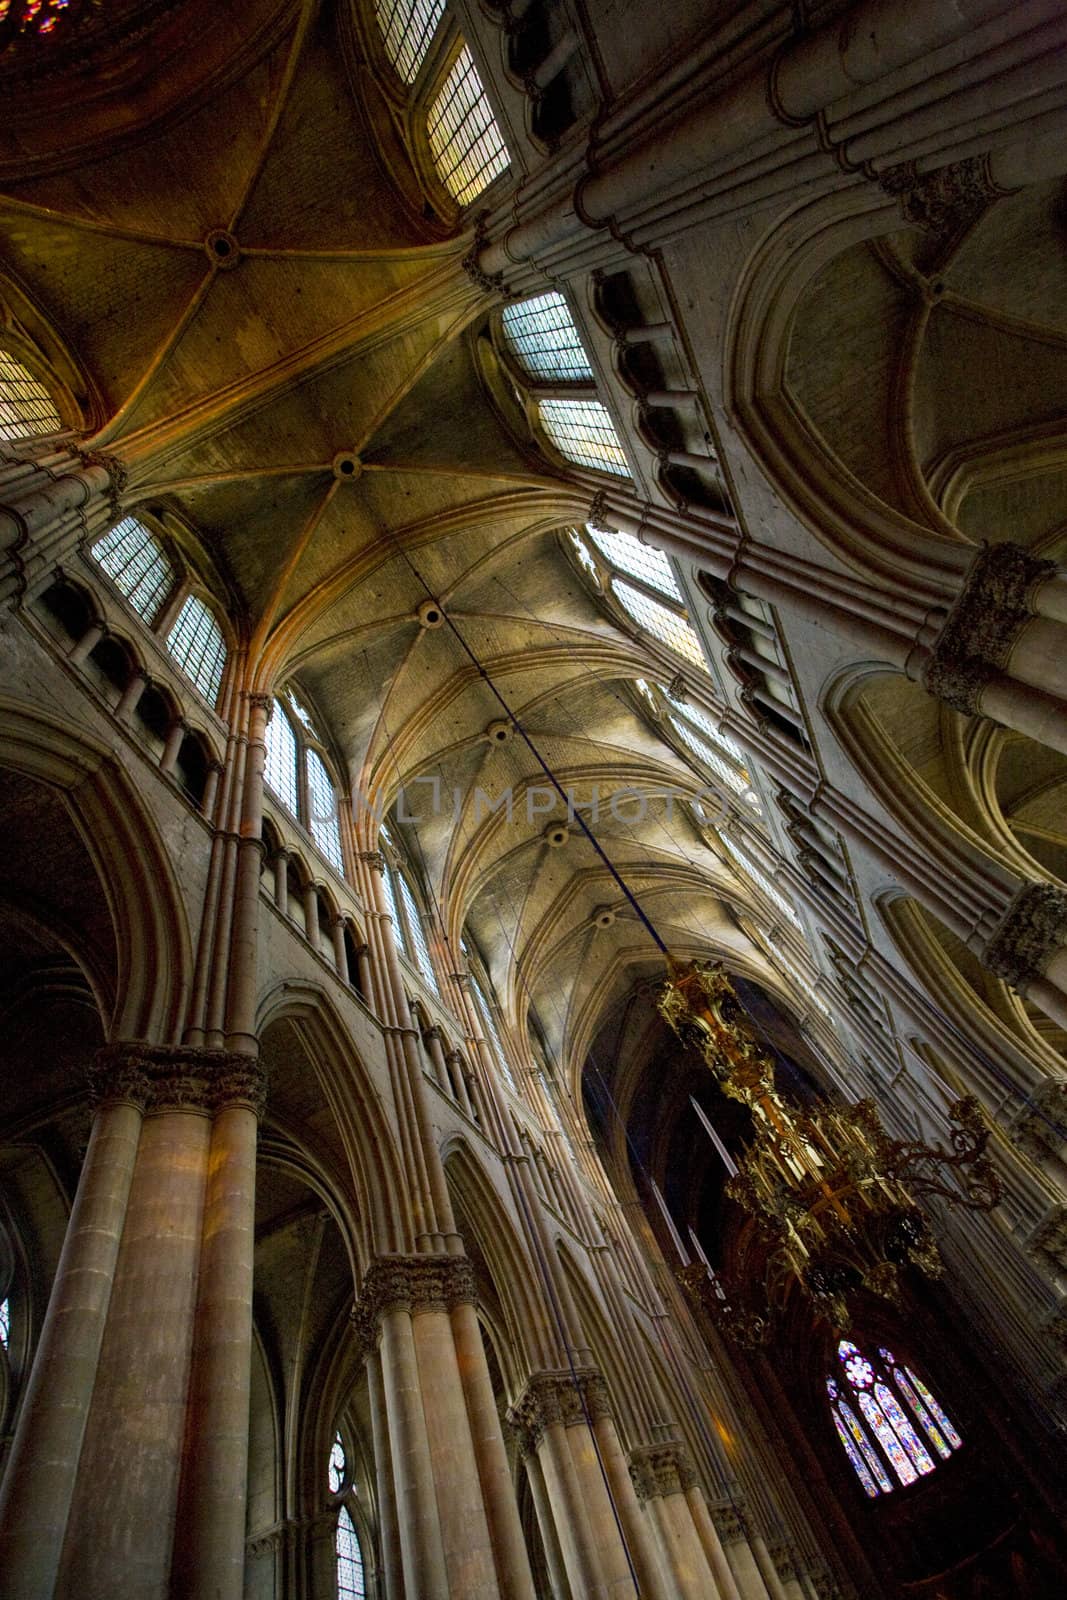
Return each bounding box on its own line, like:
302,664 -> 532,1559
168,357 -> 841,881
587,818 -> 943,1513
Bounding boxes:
0,349 -> 62,441
427,45 -> 510,206
673,699 -> 745,763
501,293 -> 593,384
717,833 -> 802,928
540,399 -> 630,477
830,1339 -> 960,1498
336,1505 -> 366,1599
307,749 -> 344,876
585,525 -> 681,603
165,594 -> 226,706
670,714 -> 748,796
567,528 -> 600,586
614,581 -> 705,667
287,688 -> 317,735
397,871 -> 440,996
91,518 -> 176,627
264,700 -> 299,816
373,0 -> 445,84
0,1296 -> 9,1348
381,859 -> 404,944
329,1434 -> 347,1494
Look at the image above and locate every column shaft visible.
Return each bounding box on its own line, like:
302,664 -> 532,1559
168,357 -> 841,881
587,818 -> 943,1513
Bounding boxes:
379,1306 -> 450,1598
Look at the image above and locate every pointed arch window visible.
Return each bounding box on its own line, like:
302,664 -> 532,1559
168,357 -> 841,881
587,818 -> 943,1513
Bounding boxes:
585,525 -> 680,602
0,348 -> 62,442
396,869 -> 441,997
307,749 -> 344,875
501,293 -> 593,384
464,946 -> 517,1094
540,399 -> 629,477
614,580 -> 705,667
327,1433 -> 365,1598
427,44 -> 510,206
717,831 -> 801,928
265,694 -> 348,879
165,594 -> 227,706
374,0 -> 445,83
91,517 -> 176,627
827,1339 -> 961,1498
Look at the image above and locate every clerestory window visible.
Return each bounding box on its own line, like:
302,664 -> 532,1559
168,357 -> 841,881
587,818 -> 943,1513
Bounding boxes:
501,293 -> 593,384
373,0 -> 445,83
264,692 -> 347,880
0,348 -> 62,442
540,398 -> 629,477
427,44 -> 510,206
827,1339 -> 961,1498
166,595 -> 227,706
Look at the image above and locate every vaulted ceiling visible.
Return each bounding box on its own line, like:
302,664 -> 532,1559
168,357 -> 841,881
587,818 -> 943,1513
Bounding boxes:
1,1 -> 787,1084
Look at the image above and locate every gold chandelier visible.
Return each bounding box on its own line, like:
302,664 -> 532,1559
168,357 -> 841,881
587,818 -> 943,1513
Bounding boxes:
657,961 -> 1000,1347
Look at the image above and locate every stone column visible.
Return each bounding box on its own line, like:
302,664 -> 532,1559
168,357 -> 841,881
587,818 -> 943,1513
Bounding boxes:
56,1048 -> 219,1598
365,1344 -> 405,1600
0,1051 -> 144,1599
628,1442 -> 721,1599
0,441 -> 120,609
711,1499 -> 773,1600
510,1369 -> 641,1599
172,1056 -> 268,1600
355,1255 -> 519,1599
982,882 -> 1067,1032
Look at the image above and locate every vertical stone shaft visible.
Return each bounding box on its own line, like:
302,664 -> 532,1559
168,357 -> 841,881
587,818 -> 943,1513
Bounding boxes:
0,1095 -> 142,1598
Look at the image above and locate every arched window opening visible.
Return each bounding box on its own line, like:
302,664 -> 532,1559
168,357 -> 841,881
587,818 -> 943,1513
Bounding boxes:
540,399 -> 629,477
165,593 -> 226,707
427,45 -> 510,206
91,518 -> 176,627
466,953 -> 517,1095
176,731 -> 209,807
613,580 -> 705,667
265,699 -> 300,816
307,748 -> 344,876
0,1296 -> 9,1349
380,858 -> 404,946
374,0 -> 444,84
828,1339 -> 961,1498
135,683 -> 172,749
40,576 -> 93,642
717,831 -> 801,928
396,870 -> 440,996
501,293 -> 592,384
336,1506 -> 366,1599
669,712 -> 756,804
343,925 -> 365,998
0,348 -> 63,441
329,1432 -> 347,1493
585,524 -> 681,603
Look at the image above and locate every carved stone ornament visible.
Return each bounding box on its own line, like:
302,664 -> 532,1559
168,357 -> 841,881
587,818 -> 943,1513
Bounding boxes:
1028,1204 -> 1067,1277
1007,1077 -> 1067,1165
767,1537 -> 800,1584
90,1042 -> 268,1116
358,850 -> 386,874
587,490 -> 612,534
628,1441 -> 698,1500
355,1254 -> 477,1329
709,1498 -> 748,1546
983,882 -> 1067,989
880,154 -> 1010,234
923,543 -> 1056,717
507,1368 -> 611,1455
76,446 -> 129,518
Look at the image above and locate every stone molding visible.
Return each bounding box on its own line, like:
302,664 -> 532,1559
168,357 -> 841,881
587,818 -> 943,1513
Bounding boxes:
983,882 -> 1067,989
507,1367 -> 612,1455
627,1440 -> 698,1500
89,1042 -> 268,1116
352,1254 -> 478,1352
923,543 -> 1056,717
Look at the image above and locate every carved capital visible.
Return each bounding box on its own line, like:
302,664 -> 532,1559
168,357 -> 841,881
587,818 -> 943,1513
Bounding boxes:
766,1537 -> 800,1584
628,1440 -> 698,1500
881,154 -> 1010,233
507,1367 -> 611,1454
587,490 -> 611,533
75,447 -> 128,516
359,850 -> 386,874
355,1254 -> 477,1327
709,1498 -> 748,1546
248,692 -> 274,718
923,543 -> 1056,716
1029,1204 -> 1067,1276
1008,1078 -> 1067,1165
89,1043 -> 267,1117
983,883 -> 1067,989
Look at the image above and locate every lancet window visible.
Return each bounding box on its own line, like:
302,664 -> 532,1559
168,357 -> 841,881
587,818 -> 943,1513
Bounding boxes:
327,1433 -> 366,1597
380,826 -> 441,996
827,1339 -> 961,1498
0,348 -> 62,441
89,516 -> 230,709
264,692 -> 347,880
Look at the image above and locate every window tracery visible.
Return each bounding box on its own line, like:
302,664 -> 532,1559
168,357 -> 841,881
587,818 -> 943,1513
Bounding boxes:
327,1432 -> 365,1597
427,43 -> 510,206
827,1339 -> 961,1498
0,348 -> 62,440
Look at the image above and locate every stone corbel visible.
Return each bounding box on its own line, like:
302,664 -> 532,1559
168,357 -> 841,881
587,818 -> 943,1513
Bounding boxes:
879,154 -> 1013,235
